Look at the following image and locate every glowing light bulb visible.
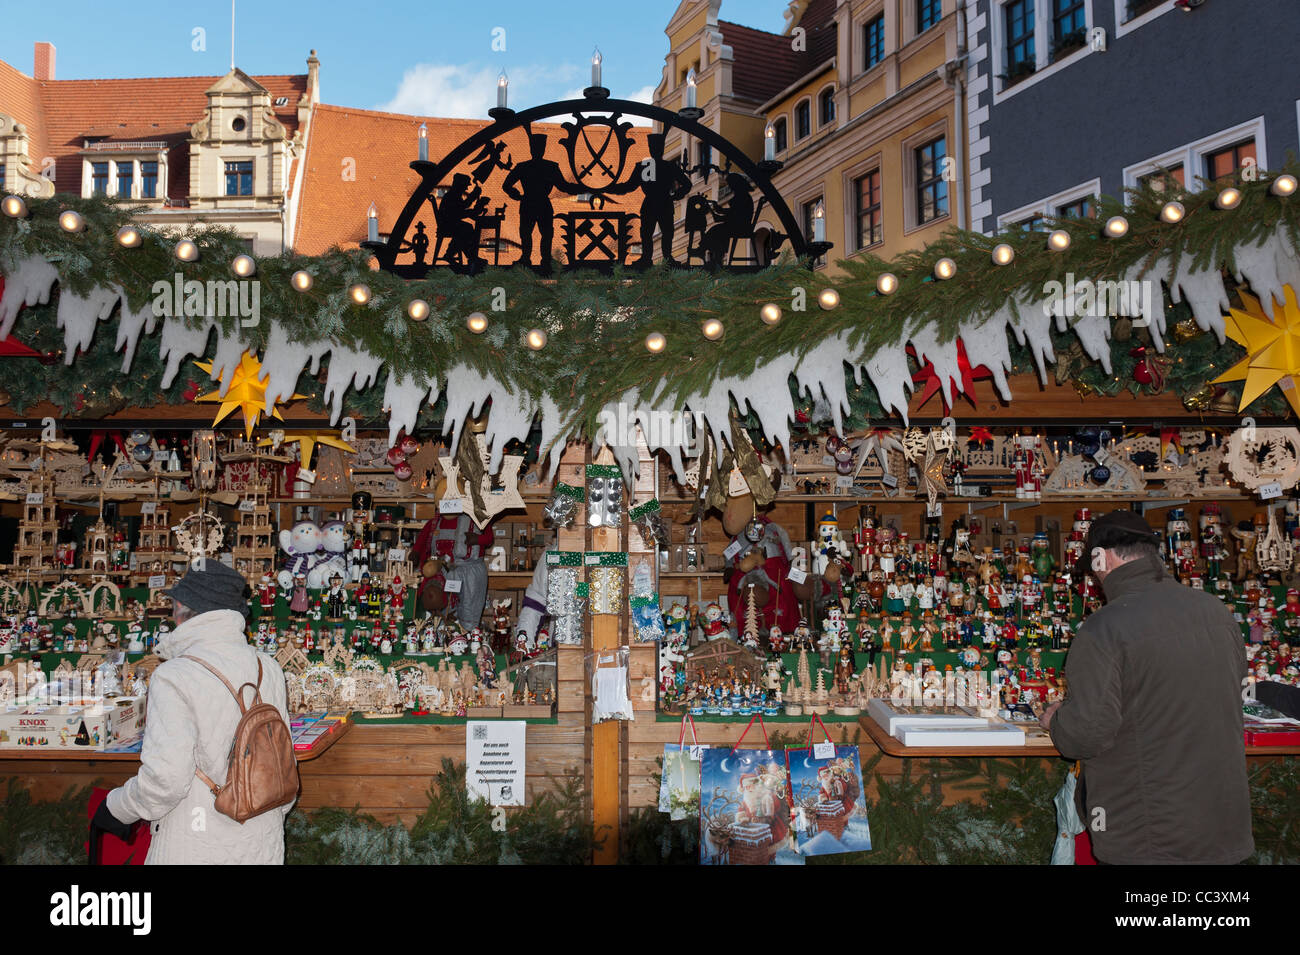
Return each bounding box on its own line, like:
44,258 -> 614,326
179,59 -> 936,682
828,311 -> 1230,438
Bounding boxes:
876,272 -> 898,295
701,319 -> 725,340
466,311 -> 489,334
991,243 -> 1014,265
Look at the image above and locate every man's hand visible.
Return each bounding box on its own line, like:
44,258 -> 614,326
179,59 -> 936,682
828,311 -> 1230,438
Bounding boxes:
1040,700 -> 1063,731
92,800 -> 133,841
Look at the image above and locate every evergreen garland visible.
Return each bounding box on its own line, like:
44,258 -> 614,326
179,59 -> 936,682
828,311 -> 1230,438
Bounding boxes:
1,159 -> 1297,433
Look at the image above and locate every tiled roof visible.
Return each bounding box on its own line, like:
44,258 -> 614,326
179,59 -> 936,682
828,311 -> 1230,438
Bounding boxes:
0,58 -> 306,199
0,58 -> 49,175
721,0 -> 837,105
294,103 -> 649,258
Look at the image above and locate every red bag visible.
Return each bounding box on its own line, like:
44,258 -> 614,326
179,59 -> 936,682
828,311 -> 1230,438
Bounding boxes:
86,787 -> 151,865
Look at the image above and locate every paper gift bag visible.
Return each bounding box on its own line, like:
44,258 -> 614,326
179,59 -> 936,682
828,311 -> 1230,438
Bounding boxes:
783,714 -> 870,857
698,716 -> 803,865
659,715 -> 704,820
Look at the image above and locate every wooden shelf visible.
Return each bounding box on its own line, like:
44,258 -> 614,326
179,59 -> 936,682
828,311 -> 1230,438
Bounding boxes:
660,571 -> 725,578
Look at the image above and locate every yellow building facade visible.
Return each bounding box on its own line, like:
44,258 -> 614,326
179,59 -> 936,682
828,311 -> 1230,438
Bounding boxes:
655,0 -> 967,274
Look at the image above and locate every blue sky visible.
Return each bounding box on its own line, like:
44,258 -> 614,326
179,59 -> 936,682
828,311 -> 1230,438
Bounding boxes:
0,1 -> 795,118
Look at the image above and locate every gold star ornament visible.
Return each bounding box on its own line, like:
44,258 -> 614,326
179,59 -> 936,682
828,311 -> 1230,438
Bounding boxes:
257,430 -> 356,468
1214,284 -> 1300,417
193,351 -> 307,439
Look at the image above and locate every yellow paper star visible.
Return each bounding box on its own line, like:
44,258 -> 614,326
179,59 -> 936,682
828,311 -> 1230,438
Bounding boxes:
1214,284 -> 1300,417
193,351 -> 307,439
257,430 -> 356,468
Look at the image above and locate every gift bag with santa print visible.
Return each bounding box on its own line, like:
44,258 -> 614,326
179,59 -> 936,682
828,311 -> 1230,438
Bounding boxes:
785,716 -> 871,857
659,714 -> 705,821
698,717 -> 803,865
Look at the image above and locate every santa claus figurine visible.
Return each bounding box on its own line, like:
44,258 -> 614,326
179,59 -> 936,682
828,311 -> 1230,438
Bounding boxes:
258,572 -> 277,613
1013,434 -> 1043,500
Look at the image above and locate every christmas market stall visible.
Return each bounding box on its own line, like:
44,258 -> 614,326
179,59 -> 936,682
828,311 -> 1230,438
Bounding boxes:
0,90 -> 1298,863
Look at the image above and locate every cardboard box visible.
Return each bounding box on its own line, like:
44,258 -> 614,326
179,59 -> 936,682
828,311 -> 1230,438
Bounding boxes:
0,694 -> 146,750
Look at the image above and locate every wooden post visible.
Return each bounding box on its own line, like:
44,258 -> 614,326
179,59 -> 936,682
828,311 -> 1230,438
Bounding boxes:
590,446 -> 622,863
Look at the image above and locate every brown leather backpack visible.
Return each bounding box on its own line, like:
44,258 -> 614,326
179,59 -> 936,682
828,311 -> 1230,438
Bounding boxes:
183,655 -> 299,823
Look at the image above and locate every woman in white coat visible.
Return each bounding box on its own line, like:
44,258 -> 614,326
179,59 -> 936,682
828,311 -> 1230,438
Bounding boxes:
98,561 -> 295,864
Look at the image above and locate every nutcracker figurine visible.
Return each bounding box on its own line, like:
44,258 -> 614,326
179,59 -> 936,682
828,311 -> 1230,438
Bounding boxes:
1013,434 -> 1043,500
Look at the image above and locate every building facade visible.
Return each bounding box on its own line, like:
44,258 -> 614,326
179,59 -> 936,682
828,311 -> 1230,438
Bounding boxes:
655,0 -> 968,273
0,43 -> 318,255
965,0 -> 1300,234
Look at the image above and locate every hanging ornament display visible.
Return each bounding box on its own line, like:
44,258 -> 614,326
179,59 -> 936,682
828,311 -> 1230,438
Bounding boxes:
1212,285 -> 1300,416
543,482 -> 584,528
193,351 -> 307,439
1089,464 -> 1112,485
629,498 -> 667,547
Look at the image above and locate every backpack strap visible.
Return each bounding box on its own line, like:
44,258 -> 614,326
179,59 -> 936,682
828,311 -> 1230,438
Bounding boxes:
180,655 -> 265,797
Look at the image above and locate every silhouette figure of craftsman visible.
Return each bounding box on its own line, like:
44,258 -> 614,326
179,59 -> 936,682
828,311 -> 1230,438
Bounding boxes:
700,172 -> 755,269
501,134 -> 586,269
433,173 -> 487,268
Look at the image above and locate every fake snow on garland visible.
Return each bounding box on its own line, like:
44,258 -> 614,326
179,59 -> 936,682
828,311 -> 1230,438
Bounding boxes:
1,223 -> 1298,483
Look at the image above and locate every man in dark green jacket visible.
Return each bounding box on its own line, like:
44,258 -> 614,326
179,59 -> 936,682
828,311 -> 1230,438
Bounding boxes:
1041,510 -> 1253,864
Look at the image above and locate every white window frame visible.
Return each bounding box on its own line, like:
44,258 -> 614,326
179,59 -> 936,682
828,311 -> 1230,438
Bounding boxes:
843,153 -> 885,254
1122,117 -> 1268,193
903,121 -> 952,234
996,177 -> 1101,230
1113,0 -> 1176,40
858,5 -> 888,74
989,0 -> 1096,106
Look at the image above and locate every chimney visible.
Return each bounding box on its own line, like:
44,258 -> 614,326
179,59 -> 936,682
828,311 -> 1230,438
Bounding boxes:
33,42 -> 55,81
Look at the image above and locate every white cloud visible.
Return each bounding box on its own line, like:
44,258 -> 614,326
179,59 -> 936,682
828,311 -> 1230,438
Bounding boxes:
377,63 -> 580,118
622,85 -> 657,126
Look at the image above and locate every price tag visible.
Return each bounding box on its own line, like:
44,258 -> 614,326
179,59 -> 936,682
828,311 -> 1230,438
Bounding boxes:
820,455 -> 836,468
1259,481 -> 1283,500
881,473 -> 899,488
787,566 -> 807,584
723,539 -> 743,561
835,474 -> 854,489
25,492 -> 43,505
926,501 -> 943,517
140,501 -> 157,514
238,499 -> 255,512
814,740 -> 835,759
1092,446 -> 1109,465
688,744 -> 705,761
147,574 -> 166,589
388,548 -> 406,562
153,449 -> 170,462
439,498 -> 465,514
296,468 -> 316,484
443,578 -> 462,593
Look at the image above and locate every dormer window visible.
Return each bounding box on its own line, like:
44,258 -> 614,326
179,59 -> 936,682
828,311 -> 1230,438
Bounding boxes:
273,96 -> 289,107
225,160 -> 253,196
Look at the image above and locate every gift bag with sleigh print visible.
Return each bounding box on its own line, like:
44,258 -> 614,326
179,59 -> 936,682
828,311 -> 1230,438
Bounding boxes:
785,715 -> 871,857
698,715 -> 803,865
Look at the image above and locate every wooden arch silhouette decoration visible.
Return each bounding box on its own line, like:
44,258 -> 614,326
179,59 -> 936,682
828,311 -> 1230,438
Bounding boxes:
363,96 -> 831,277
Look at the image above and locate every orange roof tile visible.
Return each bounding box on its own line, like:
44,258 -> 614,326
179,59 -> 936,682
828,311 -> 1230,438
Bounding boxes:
0,57 -> 306,199
294,103 -> 649,259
